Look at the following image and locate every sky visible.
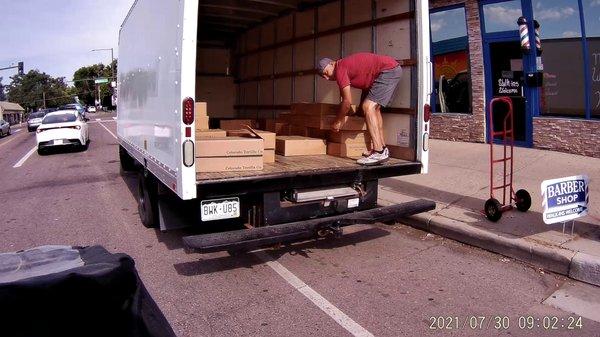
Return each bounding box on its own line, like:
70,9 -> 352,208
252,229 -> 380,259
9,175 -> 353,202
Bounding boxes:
430,0 -> 600,41
0,0 -> 135,85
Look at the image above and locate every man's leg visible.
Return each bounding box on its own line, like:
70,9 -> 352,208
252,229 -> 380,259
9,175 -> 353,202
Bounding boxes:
375,104 -> 385,148
362,99 -> 385,152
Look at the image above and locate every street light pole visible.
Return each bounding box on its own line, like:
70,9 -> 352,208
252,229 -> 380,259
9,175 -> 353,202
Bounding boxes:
91,48 -> 115,79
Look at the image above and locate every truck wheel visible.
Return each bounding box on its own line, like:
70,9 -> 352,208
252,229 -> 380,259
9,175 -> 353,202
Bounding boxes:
515,189 -> 531,212
138,171 -> 159,228
119,145 -> 137,172
484,198 -> 502,222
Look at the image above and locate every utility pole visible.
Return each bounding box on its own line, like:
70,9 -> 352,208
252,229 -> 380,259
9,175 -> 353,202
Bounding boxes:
91,48 -> 116,108
43,92 -> 46,109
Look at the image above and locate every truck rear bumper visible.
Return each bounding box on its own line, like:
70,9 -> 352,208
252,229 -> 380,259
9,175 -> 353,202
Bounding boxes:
183,199 -> 435,253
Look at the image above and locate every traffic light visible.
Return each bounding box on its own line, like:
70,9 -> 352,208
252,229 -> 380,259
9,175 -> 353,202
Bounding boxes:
17,62 -> 24,75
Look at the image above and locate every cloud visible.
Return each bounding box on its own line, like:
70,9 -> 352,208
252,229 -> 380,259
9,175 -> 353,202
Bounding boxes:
430,19 -> 445,33
536,7 -> 576,20
484,6 -> 522,27
562,31 -> 578,38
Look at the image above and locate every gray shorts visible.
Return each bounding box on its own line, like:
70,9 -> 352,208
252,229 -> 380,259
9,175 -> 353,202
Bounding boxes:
366,66 -> 402,107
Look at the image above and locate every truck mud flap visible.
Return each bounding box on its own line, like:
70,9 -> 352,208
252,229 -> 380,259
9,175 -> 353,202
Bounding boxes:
183,199 -> 436,253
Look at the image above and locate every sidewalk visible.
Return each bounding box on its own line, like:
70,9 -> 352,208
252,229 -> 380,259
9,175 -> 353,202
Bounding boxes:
379,139 -> 600,286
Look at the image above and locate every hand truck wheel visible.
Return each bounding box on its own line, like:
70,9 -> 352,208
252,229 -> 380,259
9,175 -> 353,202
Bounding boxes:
515,189 -> 531,212
484,198 -> 503,222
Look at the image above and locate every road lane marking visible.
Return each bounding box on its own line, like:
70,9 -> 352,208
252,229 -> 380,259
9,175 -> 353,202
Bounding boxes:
255,251 -> 374,337
13,145 -> 37,168
13,129 -> 22,133
112,117 -> 117,120
98,122 -> 117,139
96,118 -> 101,121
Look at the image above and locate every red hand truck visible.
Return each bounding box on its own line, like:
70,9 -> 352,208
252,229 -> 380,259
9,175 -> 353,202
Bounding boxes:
484,97 -> 531,222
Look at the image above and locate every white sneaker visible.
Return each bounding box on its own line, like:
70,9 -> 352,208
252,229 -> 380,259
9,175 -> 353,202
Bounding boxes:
357,147 -> 389,166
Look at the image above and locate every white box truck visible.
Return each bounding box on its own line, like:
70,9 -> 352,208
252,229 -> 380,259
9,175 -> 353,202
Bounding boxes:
117,0 -> 435,252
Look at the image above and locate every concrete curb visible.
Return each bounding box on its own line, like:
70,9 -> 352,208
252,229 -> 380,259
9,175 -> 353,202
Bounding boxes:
401,212 -> 600,287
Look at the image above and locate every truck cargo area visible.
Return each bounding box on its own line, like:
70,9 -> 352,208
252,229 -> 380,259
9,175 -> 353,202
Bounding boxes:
193,0 -> 422,185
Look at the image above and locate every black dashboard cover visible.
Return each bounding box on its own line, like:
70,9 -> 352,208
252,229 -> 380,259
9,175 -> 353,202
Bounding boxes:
0,245 -> 176,337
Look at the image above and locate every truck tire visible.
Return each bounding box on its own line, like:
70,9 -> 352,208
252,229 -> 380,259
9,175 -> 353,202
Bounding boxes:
138,171 -> 159,228
119,145 -> 137,172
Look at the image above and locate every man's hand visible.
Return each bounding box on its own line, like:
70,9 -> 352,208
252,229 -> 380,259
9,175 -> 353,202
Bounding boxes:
331,118 -> 343,132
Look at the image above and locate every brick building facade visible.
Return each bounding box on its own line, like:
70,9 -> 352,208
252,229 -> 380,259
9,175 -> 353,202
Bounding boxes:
428,0 -> 600,158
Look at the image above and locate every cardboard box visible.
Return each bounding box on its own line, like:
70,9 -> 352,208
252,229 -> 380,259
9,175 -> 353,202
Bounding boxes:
196,156 -> 263,173
265,120 -> 291,135
276,136 -> 327,156
290,125 -> 307,136
388,145 -> 416,161
328,131 -> 371,145
219,119 -> 258,130
327,142 -> 370,158
291,103 -> 356,116
195,102 -> 207,116
226,129 -> 276,149
196,116 -> 209,130
277,112 -> 292,123
306,127 -> 329,140
264,149 -> 275,163
196,129 -> 227,139
195,137 -> 263,157
323,116 -> 367,131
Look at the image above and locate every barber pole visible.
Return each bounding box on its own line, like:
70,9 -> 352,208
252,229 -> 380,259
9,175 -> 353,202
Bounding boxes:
534,20 -> 542,56
517,16 -> 530,53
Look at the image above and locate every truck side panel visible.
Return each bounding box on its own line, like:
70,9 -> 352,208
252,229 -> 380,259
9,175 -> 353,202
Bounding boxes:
118,0 -> 198,199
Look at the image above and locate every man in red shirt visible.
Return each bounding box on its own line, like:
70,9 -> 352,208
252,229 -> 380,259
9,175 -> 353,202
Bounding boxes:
318,52 -> 402,166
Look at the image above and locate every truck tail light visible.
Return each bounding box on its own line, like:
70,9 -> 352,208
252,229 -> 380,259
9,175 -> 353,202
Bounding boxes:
182,97 -> 194,125
183,140 -> 194,167
424,104 -> 431,123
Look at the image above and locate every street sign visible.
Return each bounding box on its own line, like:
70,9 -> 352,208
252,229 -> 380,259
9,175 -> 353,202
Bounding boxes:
94,78 -> 109,84
541,175 -> 589,224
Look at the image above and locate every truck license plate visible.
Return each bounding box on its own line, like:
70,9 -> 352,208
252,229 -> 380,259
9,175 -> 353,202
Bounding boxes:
201,198 -> 240,221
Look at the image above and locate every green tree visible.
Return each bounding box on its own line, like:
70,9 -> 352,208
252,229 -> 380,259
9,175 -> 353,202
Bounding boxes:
6,70 -> 73,111
73,59 -> 117,107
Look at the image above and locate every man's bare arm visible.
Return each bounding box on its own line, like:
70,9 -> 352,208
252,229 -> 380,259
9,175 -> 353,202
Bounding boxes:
338,85 -> 353,119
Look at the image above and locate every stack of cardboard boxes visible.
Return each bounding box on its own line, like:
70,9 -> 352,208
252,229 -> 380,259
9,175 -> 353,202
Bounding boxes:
227,128 -> 276,163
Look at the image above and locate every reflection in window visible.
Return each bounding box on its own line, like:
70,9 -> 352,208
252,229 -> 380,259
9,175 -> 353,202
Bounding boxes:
534,0 -> 586,117
430,7 -> 472,113
583,1 -> 600,118
482,0 -> 522,33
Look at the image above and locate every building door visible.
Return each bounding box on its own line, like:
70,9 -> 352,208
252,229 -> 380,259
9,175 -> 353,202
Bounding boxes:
481,0 -> 533,147
487,40 -> 527,143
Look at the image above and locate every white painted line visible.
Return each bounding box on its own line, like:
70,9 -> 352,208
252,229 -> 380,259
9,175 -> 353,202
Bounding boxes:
255,251 -> 374,337
13,145 -> 37,168
98,122 -> 117,140
95,118 -> 101,121
13,129 -> 22,133
112,117 -> 117,120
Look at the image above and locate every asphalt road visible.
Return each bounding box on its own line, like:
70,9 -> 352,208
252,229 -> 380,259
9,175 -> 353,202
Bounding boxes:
0,116 -> 599,337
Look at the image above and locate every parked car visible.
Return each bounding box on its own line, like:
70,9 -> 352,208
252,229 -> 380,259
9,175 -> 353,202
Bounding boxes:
27,112 -> 46,132
0,119 -> 10,137
36,110 -> 89,154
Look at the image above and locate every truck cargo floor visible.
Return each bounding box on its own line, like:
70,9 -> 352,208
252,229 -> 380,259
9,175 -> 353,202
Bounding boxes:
196,155 -> 419,184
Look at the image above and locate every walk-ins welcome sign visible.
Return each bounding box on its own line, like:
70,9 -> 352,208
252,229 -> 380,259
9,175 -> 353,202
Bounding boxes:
541,175 -> 589,224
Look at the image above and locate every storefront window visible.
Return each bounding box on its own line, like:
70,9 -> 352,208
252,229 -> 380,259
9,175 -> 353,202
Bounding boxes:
583,0 -> 600,118
534,0 -> 586,117
482,0 -> 522,33
430,6 -> 472,113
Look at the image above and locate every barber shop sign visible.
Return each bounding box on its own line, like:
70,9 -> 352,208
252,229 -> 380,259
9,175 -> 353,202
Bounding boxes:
541,175 -> 589,224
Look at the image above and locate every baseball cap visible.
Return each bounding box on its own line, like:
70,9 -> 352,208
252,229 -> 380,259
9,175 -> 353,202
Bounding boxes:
317,58 -> 333,74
